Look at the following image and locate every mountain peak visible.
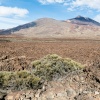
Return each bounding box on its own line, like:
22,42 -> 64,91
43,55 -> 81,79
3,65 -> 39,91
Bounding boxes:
69,15 -> 100,26
75,15 -> 89,19
0,16 -> 100,38
74,15 -> 90,21
76,15 -> 84,18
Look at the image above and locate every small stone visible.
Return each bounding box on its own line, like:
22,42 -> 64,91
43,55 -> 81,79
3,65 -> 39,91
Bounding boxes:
46,92 -> 55,99
83,91 -> 89,94
80,77 -> 84,82
74,76 -> 80,81
6,95 -> 14,100
66,88 -> 76,97
57,92 -> 67,97
94,91 -> 99,95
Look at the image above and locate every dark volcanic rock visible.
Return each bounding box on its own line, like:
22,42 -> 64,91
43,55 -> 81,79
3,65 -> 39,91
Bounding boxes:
69,15 -> 100,26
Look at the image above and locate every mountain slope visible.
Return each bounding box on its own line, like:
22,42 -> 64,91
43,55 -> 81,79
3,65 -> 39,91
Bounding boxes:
0,16 -> 100,39
0,22 -> 36,35
68,15 -> 100,26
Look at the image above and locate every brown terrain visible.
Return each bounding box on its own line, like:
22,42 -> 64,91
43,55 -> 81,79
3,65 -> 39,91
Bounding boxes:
0,36 -> 100,71
0,36 -> 100,100
0,16 -> 100,39
0,16 -> 100,100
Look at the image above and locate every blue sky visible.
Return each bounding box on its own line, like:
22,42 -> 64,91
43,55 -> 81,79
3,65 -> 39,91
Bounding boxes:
0,0 -> 100,29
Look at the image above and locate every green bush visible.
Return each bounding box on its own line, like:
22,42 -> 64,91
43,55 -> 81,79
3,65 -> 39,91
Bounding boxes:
32,54 -> 84,81
0,72 -> 13,87
0,54 -> 84,91
28,75 -> 41,89
0,71 -> 41,90
17,70 -> 30,78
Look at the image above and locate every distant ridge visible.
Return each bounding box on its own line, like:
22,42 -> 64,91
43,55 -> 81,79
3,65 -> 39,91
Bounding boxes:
68,15 -> 100,26
0,22 -> 36,35
0,16 -> 100,39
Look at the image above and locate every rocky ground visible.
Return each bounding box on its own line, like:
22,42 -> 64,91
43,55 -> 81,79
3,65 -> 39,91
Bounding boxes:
4,68 -> 100,100
0,38 -> 100,100
0,37 -> 100,71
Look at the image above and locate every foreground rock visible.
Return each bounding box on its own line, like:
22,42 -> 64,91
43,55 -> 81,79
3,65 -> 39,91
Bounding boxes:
0,56 -> 31,71
0,54 -> 99,100
5,70 -> 100,100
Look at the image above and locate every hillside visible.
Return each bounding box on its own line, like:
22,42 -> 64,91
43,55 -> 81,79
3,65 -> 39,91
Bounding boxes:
0,16 -> 100,39
68,15 -> 100,26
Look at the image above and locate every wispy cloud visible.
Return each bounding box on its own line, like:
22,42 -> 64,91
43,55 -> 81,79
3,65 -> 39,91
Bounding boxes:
0,17 -> 28,24
38,0 -> 100,11
0,6 -> 29,17
67,0 -> 100,22
38,0 -> 65,4
37,0 -> 100,22
0,22 -> 18,29
0,17 -> 29,29
71,0 -> 100,11
0,5 -> 29,29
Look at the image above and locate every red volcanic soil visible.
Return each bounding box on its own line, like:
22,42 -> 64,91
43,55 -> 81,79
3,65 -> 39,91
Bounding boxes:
0,36 -> 100,71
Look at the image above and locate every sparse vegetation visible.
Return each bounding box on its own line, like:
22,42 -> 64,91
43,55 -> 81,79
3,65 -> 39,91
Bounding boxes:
0,54 -> 84,91
0,71 -> 41,90
0,39 -> 100,71
0,38 -> 100,100
32,54 -> 84,81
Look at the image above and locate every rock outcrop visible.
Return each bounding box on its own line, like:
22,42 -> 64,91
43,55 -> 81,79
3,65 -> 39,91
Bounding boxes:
5,70 -> 100,100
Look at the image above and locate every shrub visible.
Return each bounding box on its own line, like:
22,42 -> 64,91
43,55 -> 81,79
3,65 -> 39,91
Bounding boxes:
0,54 -> 84,91
32,54 -> 84,80
0,72 -> 13,88
0,71 -> 41,90
17,70 -> 30,78
28,75 -> 41,89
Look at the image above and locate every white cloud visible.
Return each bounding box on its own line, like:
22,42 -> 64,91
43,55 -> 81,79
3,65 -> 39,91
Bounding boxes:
71,0 -> 100,11
94,15 -> 100,23
0,6 -> 29,17
38,0 -> 65,4
0,6 -> 29,29
38,0 -> 100,12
